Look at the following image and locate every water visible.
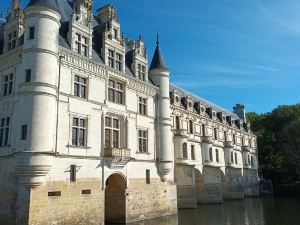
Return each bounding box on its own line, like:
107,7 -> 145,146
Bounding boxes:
129,198 -> 300,225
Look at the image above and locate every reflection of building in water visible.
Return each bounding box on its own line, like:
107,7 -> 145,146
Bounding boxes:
0,0 -> 259,224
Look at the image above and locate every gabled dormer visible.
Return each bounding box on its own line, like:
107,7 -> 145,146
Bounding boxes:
126,35 -> 148,81
182,95 -> 194,111
195,101 -> 206,116
235,119 -> 244,129
206,107 -> 217,120
170,89 -> 182,106
226,115 -> 235,126
68,0 -> 93,58
217,112 -> 227,123
96,4 -> 125,72
3,0 -> 24,53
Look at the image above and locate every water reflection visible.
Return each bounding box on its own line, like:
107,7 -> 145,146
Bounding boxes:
128,198 -> 300,225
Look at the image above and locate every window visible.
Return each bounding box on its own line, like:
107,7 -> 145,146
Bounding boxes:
191,145 -> 195,160
231,151 -> 234,163
105,117 -> 120,148
213,128 -> 218,140
182,143 -> 187,159
115,53 -> 122,71
3,74 -> 13,96
108,79 -> 124,104
138,130 -> 148,153
113,28 -> 118,39
7,30 -> 17,51
216,149 -> 219,163
74,33 -> 88,56
189,120 -> 194,134
234,152 -> 238,164
146,169 -> 150,184
21,125 -> 28,140
74,75 -> 87,98
70,165 -> 76,182
72,117 -> 87,146
25,69 -> 31,83
0,117 -> 10,147
202,124 -> 206,136
233,134 -> 236,144
175,116 -> 180,129
138,97 -> 147,115
209,148 -> 213,161
248,155 -> 251,165
138,64 -> 146,81
251,156 -> 255,167
224,131 -> 227,142
29,27 -> 35,39
108,50 -> 114,68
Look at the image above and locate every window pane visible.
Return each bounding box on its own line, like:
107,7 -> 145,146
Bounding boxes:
113,130 -> 119,147
74,83 -> 79,97
73,118 -> 78,126
105,117 -> 111,127
72,128 -> 78,145
80,119 -> 85,128
79,129 -> 85,146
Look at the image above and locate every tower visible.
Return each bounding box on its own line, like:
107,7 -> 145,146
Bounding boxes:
233,104 -> 247,123
149,35 -> 173,181
14,0 -> 61,187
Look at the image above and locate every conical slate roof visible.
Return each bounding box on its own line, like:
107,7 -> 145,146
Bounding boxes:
149,36 -> 169,71
27,0 -> 60,12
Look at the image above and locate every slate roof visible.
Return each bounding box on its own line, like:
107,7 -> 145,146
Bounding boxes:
149,43 -> 169,71
0,0 -> 241,120
28,0 -> 60,12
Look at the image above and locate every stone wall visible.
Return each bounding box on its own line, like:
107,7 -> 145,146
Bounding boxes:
222,168 -> 244,200
0,158 -> 17,225
244,169 -> 259,197
28,179 -> 104,225
125,178 -> 177,223
196,167 -> 223,203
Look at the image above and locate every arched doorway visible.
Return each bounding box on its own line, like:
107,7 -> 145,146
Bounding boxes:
105,173 -> 126,224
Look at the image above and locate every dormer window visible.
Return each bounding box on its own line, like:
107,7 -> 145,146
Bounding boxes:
113,28 -> 118,39
138,64 -> 146,81
108,49 -> 123,72
116,53 -> 122,71
75,33 -> 88,57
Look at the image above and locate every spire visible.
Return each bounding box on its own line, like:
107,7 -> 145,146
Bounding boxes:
149,33 -> 168,71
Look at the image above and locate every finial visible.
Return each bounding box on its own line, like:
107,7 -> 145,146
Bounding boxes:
156,32 -> 159,46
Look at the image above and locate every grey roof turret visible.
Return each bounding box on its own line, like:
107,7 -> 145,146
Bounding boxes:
149,34 -> 169,71
27,0 -> 60,12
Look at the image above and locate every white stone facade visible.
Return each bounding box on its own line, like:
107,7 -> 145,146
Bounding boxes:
0,1 -> 259,224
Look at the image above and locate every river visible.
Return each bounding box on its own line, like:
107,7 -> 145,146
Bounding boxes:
129,198 -> 300,225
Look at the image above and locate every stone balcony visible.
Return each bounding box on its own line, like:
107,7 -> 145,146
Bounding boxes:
201,136 -> 214,144
224,141 -> 234,148
104,147 -> 132,168
175,158 -> 198,166
174,128 -> 188,137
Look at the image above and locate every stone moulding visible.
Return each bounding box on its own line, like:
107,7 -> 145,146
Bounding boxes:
14,152 -> 53,188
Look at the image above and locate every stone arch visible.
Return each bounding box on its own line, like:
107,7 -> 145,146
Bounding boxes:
105,173 -> 127,224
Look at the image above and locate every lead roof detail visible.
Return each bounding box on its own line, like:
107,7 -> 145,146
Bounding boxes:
149,35 -> 169,71
27,0 -> 60,12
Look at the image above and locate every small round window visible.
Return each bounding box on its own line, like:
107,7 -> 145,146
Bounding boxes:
189,102 -> 193,108
175,96 -> 180,102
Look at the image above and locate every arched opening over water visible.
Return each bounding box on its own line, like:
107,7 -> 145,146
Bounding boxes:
105,173 -> 126,224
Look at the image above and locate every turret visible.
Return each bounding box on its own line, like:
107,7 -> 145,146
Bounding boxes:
149,35 -> 173,181
14,0 -> 61,187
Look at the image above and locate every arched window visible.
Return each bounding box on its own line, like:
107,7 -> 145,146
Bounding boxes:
231,151 -> 234,163
224,131 -> 227,142
182,143 -> 188,159
189,120 -> 193,134
216,149 -> 219,163
209,148 -> 213,162
234,152 -> 238,164
248,155 -> 251,165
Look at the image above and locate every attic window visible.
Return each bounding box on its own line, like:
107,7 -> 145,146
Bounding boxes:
201,107 -> 205,113
212,112 -> 216,117
222,116 -> 226,121
175,96 -> 180,103
188,102 -> 193,108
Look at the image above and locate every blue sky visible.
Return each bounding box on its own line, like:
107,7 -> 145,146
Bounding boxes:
2,0 -> 300,113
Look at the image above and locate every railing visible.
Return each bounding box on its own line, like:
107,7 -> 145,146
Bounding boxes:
104,147 -> 131,158
174,128 -> 188,137
201,136 -> 214,144
225,141 -> 234,148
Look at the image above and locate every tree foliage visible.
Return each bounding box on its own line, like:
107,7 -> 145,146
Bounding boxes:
247,104 -> 300,184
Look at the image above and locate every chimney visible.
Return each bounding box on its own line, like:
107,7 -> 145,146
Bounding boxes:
96,4 -> 117,23
233,104 -> 246,123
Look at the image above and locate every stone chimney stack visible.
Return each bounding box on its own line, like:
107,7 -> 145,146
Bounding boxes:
96,4 -> 117,23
